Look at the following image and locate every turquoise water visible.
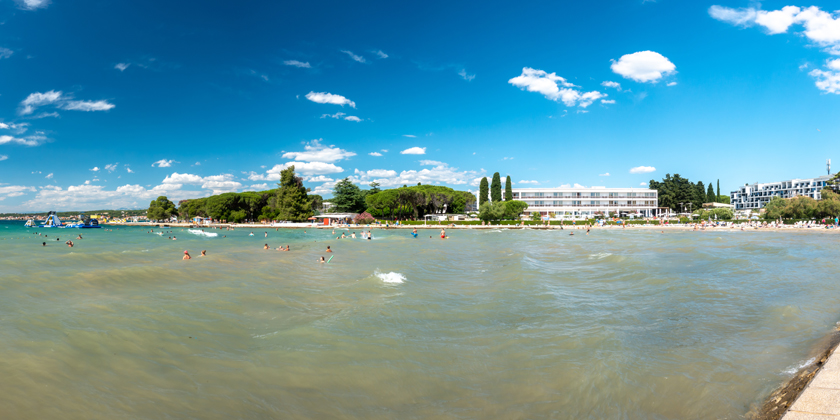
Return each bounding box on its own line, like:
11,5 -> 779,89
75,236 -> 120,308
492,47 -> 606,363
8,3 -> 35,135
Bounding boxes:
1,221 -> 839,419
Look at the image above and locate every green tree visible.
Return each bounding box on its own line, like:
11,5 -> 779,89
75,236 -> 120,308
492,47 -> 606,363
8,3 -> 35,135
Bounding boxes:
717,195 -> 731,204
308,194 -> 324,212
331,178 -> 366,213
368,182 -> 381,194
479,201 -> 506,221
490,172 -> 502,202
531,211 -> 542,221
147,196 -> 176,221
273,165 -> 313,221
706,183 -> 716,203
479,177 -> 489,207
503,200 -> 528,220
763,196 -> 788,220
505,175 -> 513,201
716,180 -> 721,202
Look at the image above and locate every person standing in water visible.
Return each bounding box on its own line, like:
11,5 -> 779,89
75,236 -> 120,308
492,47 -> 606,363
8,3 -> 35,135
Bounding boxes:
183,251 -> 191,260
440,228 -> 446,239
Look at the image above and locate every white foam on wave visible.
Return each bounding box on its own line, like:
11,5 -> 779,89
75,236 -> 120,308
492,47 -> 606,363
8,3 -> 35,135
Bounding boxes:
375,271 -> 406,284
783,357 -> 816,375
188,229 -> 218,237
589,253 -> 612,260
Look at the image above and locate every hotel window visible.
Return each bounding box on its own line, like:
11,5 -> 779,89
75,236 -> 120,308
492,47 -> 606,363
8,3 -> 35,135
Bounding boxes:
609,193 -> 618,197
590,201 -> 596,205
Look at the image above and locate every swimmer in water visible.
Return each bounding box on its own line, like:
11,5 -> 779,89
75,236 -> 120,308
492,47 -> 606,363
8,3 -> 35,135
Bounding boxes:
201,250 -> 207,257
440,229 -> 446,239
249,232 -> 255,236
42,242 -> 46,246
341,233 -> 346,239
326,246 -> 332,253
320,256 -> 325,263
183,250 -> 191,260
77,235 -> 82,239
351,232 -> 356,239
265,232 -> 268,238
264,244 -> 270,250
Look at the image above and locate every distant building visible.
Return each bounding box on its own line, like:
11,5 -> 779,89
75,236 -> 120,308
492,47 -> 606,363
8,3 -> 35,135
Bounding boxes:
322,201 -> 335,212
512,187 -> 659,219
730,175 -> 833,210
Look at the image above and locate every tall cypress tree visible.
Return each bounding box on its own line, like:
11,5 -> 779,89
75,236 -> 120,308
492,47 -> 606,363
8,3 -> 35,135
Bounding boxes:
479,177 -> 489,207
505,175 -> 513,201
716,180 -> 720,202
706,182 -> 715,203
491,172 -> 502,202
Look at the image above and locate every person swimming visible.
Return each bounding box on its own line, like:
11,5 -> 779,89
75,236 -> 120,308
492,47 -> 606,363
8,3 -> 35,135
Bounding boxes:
249,232 -> 255,236
201,250 -> 207,257
183,250 -> 191,260
352,232 -> 356,239
320,256 -> 325,263
412,228 -> 418,238
264,244 -> 270,250
326,246 -> 332,253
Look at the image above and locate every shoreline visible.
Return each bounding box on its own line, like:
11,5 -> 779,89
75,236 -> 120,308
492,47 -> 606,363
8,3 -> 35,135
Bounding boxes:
750,324 -> 840,420
103,221 -> 840,233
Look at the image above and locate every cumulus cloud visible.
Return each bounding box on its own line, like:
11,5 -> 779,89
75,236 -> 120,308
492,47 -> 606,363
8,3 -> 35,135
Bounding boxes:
518,180 -> 540,185
161,172 -> 242,194
601,99 -> 616,104
629,166 -> 656,174
419,160 -> 445,166
509,67 -> 607,107
611,51 -> 676,83
640,182 -> 648,186
104,163 -> 118,172
115,63 -> 130,71
306,175 -> 334,183
282,139 -> 356,163
344,115 -> 362,122
601,81 -> 621,90
266,161 -> 345,177
350,161 -> 482,187
152,159 -> 176,167
19,90 -> 115,115
0,185 -> 36,200
284,60 -> 311,68
667,81 -> 678,86
710,5 -> 840,93
90,167 -> 100,172
369,152 -> 383,156
400,147 -> 426,155
305,91 -> 356,108
125,165 -> 134,173
341,50 -> 366,63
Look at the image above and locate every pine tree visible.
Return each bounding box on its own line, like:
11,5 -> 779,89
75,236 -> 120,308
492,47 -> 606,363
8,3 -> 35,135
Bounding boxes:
274,165 -> 313,222
707,182 -> 716,204
479,177 -> 489,207
491,172 -> 502,202
716,180 -> 720,203
505,175 -> 513,201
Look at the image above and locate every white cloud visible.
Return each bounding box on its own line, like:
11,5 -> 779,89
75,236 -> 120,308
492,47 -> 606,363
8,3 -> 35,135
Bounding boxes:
640,182 -> 648,186
667,81 -> 678,86
709,5 -> 758,27
458,69 -> 476,81
373,50 -> 388,59
311,180 -> 337,195
0,135 -> 47,146
245,171 -> 279,181
601,99 -> 616,104
61,100 -> 115,112
115,63 -> 130,71
810,67 -> 840,93
350,161 -> 482,187
160,172 -> 242,194
162,172 -> 204,185
400,147 -> 426,155
0,155 -> 7,161
503,157 -> 514,160
611,51 -> 676,83
321,112 -> 346,119
381,149 -> 388,152
16,0 -> 50,10
419,160 -> 444,166
306,175 -> 334,183
403,134 -> 416,138
0,185 -> 36,199
601,81 -> 621,90
268,161 -> 344,176
245,183 -> 270,191
45,172 -> 53,179
509,67 -> 607,107
284,60 -> 311,68
305,91 -> 356,108
0,123 -> 7,129
90,167 -> 100,172
104,163 -> 118,172
629,166 -> 656,174
194,162 -> 201,166
341,50 -> 366,63
344,115 -> 362,122
518,180 -> 540,185
19,90 -> 115,115
281,139 -> 356,163
0,48 -> 13,59
369,152 -> 383,156
126,165 -> 134,173
599,172 -> 610,176
151,159 -> 176,167
19,91 -> 62,115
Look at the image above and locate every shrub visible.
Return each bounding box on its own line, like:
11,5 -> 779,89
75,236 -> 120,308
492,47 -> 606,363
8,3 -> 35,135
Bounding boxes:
354,212 -> 375,224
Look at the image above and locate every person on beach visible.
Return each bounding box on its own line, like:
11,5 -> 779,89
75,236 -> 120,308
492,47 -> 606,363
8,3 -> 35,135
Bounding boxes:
326,246 -> 332,252
183,251 -> 191,260
201,250 -> 206,257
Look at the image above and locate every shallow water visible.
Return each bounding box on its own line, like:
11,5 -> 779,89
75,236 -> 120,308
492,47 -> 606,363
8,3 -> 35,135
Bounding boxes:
1,221 -> 839,419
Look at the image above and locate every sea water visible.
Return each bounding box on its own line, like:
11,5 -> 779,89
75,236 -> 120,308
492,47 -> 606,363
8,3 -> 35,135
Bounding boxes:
1,221 -> 839,419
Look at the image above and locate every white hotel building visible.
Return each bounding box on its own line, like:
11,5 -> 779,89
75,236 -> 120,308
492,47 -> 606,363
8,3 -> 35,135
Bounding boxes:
509,187 -> 660,219
730,175 -> 833,210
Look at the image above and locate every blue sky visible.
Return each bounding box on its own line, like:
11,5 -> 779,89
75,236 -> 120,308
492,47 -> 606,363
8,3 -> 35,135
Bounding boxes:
1,0 -> 839,211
